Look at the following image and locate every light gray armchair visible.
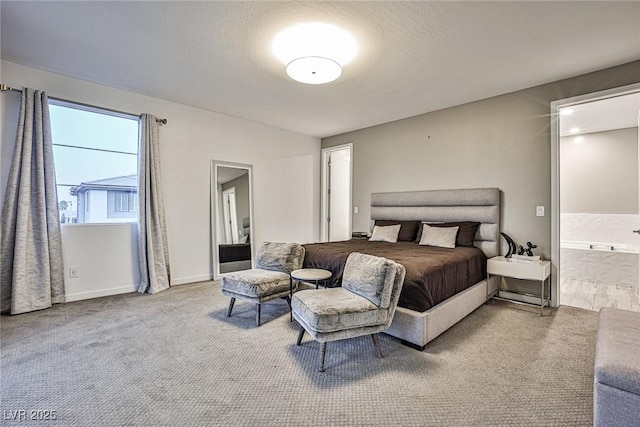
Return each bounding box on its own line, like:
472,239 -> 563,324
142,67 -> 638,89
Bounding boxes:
292,252 -> 406,372
221,241 -> 305,326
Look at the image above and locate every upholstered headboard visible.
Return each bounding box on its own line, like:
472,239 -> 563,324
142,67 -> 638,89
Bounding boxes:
370,188 -> 500,258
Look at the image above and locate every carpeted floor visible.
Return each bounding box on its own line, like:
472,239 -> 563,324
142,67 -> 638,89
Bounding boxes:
1,280 -> 598,426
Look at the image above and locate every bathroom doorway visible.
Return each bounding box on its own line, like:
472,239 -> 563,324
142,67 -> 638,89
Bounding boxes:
321,143 -> 352,242
552,85 -> 640,312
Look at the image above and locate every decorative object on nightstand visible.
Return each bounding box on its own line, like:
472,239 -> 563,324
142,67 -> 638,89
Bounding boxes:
518,241 -> 538,257
500,232 -> 517,258
487,256 -> 551,316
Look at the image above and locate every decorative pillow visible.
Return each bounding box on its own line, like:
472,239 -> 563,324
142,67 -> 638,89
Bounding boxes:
369,224 -> 401,243
415,221 -> 480,247
374,220 -> 420,242
342,252 -> 398,308
255,242 -> 305,274
418,224 -> 459,248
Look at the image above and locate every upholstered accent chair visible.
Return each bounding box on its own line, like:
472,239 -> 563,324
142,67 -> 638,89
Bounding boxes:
292,252 -> 406,372
221,242 -> 305,326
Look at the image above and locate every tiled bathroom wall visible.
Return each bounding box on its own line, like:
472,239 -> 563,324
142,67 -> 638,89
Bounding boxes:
560,213 -> 640,248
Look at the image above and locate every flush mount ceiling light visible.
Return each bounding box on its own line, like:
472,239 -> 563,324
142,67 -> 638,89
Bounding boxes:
272,22 -> 358,84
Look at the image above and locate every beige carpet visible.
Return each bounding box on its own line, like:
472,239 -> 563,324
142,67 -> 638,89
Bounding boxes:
1,280 -> 598,426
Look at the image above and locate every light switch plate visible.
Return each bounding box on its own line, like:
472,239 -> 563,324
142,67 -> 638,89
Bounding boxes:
536,206 -> 544,217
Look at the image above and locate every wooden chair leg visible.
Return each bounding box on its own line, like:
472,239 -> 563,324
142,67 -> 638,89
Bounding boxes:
227,297 -> 235,317
296,327 -> 305,346
319,342 -> 327,372
256,303 -> 261,327
371,334 -> 383,358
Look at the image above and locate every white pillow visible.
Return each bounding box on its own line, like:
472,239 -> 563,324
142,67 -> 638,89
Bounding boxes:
418,224 -> 459,248
369,224 -> 401,243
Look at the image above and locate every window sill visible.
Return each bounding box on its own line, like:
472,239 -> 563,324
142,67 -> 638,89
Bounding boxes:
61,222 -> 137,227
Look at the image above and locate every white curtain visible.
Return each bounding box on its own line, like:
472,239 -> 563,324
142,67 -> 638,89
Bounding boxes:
137,114 -> 170,293
0,88 -> 65,314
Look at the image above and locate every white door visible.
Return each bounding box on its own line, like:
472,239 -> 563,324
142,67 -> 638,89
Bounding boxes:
222,187 -> 239,244
637,108 -> 640,306
321,144 -> 352,242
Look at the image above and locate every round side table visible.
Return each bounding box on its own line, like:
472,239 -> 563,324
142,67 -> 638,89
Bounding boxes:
291,268 -> 332,289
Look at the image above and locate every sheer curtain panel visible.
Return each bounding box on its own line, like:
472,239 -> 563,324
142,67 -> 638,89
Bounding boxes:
137,114 -> 170,294
0,88 -> 65,314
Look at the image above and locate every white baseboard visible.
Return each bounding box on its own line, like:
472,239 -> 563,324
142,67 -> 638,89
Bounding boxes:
65,284 -> 137,302
65,275 -> 212,302
171,275 -> 212,286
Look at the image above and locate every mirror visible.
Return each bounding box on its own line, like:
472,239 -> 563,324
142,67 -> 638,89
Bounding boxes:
211,161 -> 254,278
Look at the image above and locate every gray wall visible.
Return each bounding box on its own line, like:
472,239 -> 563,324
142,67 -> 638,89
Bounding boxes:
322,60 -> 640,259
560,127 -> 638,214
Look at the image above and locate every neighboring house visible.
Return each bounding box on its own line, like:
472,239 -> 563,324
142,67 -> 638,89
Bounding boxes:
70,174 -> 138,223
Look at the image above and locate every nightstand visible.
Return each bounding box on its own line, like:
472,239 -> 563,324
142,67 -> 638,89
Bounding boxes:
487,256 -> 551,316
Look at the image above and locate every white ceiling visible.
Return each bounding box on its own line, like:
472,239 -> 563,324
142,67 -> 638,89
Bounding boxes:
560,92 -> 640,137
216,166 -> 248,185
2,1 -> 639,138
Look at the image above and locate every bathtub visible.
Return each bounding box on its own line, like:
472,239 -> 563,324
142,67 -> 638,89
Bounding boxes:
560,240 -> 639,288
561,240 -> 638,254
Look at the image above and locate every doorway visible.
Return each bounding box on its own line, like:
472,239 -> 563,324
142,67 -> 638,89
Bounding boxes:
222,187 -> 238,244
321,143 -> 352,242
551,83 -> 640,312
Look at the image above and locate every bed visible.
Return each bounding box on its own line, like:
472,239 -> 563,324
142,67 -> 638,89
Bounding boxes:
218,243 -> 252,273
303,187 -> 500,350
219,217 -> 252,273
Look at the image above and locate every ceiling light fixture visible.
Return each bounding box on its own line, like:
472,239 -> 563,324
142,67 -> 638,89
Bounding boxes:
272,22 -> 358,85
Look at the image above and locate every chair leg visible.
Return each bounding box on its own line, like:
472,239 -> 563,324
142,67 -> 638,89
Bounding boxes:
227,298 -> 235,317
296,327 -> 305,346
289,277 -> 293,322
256,303 -> 261,327
371,334 -> 384,358
285,295 -> 293,322
319,342 -> 327,372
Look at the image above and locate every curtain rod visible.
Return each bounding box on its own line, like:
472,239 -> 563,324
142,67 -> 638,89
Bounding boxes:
0,84 -> 167,125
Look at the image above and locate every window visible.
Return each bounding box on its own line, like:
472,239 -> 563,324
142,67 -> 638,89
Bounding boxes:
49,101 -> 139,224
113,191 -> 137,212
107,190 -> 138,219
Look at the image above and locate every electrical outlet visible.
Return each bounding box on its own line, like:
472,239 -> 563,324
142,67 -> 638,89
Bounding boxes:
354,206 -> 359,214
536,206 -> 545,217
69,266 -> 79,278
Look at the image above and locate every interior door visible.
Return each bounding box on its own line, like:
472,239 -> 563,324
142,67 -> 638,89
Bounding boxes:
327,147 -> 351,241
222,187 -> 238,244
637,108 -> 640,306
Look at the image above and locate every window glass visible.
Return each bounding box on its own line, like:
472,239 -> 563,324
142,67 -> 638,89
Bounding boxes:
50,102 -> 139,224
